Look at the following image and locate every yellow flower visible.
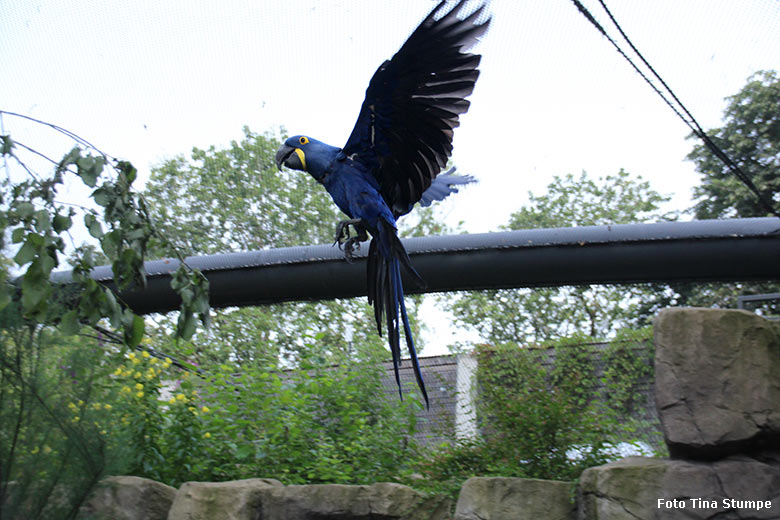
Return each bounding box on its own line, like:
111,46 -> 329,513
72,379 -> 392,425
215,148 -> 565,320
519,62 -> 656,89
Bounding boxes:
150,357 -> 158,365
203,432 -> 211,439
121,386 -> 131,394
176,393 -> 186,402
132,357 -> 141,365
128,352 -> 136,360
134,371 -> 142,379
135,383 -> 143,391
113,368 -> 122,376
72,416 -> 80,423
77,400 -> 84,406
136,391 -> 144,398
165,357 -> 172,365
103,404 -> 112,410
201,406 -> 209,413
67,402 -> 77,411
168,397 -> 176,404
142,351 -> 150,358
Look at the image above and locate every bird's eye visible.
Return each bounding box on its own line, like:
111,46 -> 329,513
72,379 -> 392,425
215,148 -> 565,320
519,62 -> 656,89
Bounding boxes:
299,136 -> 309,145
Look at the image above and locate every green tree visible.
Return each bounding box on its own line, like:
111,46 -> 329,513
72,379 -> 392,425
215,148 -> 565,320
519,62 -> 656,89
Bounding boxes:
689,70 -> 780,219
684,70 -> 780,312
446,170 -> 674,344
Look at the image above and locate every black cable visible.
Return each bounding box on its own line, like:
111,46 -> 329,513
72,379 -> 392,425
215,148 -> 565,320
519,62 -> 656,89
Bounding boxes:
570,0 -> 780,219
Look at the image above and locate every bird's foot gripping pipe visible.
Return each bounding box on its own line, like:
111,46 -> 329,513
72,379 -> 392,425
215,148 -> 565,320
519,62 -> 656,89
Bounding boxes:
334,218 -> 369,262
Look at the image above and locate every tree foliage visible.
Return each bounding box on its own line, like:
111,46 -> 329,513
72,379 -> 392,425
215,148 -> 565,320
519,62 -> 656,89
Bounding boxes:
689,70 -> 780,219
446,170 -> 673,344
683,70 -> 780,312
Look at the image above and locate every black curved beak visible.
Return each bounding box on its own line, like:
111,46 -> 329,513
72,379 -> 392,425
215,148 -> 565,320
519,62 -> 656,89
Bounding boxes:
275,143 -> 295,171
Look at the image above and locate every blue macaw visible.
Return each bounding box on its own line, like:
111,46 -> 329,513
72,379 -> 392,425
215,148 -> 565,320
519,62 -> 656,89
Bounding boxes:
276,0 -> 490,407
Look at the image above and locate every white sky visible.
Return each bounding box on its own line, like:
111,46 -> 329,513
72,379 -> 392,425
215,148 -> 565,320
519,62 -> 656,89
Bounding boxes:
2,0 -> 779,353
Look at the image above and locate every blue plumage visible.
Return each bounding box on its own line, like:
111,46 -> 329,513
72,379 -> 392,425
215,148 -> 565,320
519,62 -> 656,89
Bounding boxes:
275,0 -> 490,407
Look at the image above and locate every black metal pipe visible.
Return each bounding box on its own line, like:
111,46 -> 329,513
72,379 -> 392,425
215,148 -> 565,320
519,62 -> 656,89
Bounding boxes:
49,217 -> 780,316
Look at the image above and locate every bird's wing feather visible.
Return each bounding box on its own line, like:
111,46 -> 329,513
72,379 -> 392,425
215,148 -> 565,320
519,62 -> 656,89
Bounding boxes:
342,0 -> 490,216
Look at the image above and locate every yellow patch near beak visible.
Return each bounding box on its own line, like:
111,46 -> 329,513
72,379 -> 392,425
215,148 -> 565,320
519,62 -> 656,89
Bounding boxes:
294,148 -> 307,170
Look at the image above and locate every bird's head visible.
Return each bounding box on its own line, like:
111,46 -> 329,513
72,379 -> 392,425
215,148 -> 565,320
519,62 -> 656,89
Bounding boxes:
275,135 -> 311,172
275,135 -> 338,182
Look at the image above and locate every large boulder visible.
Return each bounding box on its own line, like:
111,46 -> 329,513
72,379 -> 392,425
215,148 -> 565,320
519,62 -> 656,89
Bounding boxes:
166,478 -> 282,520
654,308 -> 780,459
454,477 -> 574,520
261,482 -> 451,520
577,455 -> 780,520
166,479 -> 448,520
77,476 -> 176,520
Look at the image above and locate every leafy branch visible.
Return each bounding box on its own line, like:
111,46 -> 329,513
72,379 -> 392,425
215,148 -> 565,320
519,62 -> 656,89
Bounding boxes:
0,110 -> 209,344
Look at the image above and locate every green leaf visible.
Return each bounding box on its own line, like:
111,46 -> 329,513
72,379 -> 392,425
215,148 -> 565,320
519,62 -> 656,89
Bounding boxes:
52,213 -> 72,233
77,155 -> 104,187
84,214 -> 104,239
14,240 -> 36,266
11,227 -> 25,243
177,312 -> 197,340
34,209 -> 51,232
92,186 -> 111,207
59,309 -> 81,335
20,271 -> 49,312
124,313 -> 145,347
57,146 -> 81,174
15,201 -> 35,219
105,289 -> 121,326
117,160 -> 138,184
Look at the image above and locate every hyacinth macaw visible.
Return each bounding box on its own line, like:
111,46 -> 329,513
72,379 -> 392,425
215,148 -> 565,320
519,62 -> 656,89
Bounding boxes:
276,0 -> 490,407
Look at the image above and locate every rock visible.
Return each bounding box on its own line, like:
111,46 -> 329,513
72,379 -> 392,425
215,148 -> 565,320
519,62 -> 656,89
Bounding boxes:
262,482 -> 451,520
577,455 -> 780,520
654,308 -> 780,459
454,477 -> 574,520
166,478 -> 282,520
77,476 -> 176,520
165,479 -> 446,520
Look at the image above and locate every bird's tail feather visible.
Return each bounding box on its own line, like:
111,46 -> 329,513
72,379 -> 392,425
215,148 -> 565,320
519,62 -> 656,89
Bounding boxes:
367,220 -> 429,408
393,260 -> 429,407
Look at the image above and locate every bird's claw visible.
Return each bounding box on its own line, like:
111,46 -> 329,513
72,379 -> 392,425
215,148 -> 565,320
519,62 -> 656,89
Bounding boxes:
340,236 -> 362,263
334,220 -> 352,245
333,218 -> 368,262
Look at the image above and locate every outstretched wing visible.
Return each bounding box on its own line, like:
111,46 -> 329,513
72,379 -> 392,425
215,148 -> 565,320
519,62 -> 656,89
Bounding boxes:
342,0 -> 490,216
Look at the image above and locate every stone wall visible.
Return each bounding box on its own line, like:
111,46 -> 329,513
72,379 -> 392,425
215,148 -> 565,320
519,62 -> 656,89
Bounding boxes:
577,308 -> 780,519
75,308 -> 780,520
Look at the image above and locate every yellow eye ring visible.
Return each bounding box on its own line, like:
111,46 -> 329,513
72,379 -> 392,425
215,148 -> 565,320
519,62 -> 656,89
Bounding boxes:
299,136 -> 309,145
